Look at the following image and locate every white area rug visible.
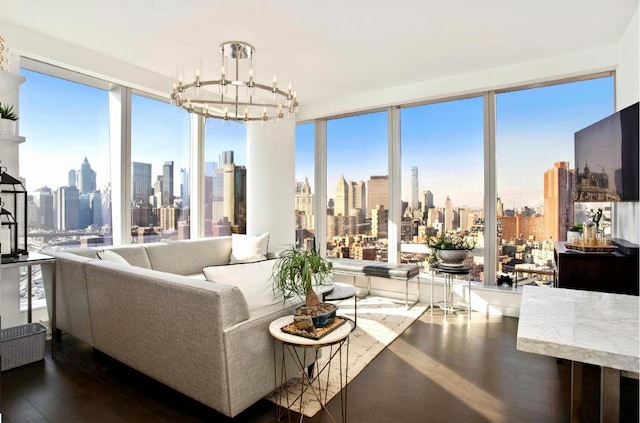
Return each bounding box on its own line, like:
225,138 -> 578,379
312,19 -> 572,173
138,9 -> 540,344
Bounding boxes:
265,296 -> 428,417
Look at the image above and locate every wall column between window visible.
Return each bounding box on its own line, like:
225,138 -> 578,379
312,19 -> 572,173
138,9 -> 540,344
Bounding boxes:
388,107 -> 401,264
190,114 -> 205,239
483,92 -> 497,286
314,119 -> 328,256
109,86 -> 131,245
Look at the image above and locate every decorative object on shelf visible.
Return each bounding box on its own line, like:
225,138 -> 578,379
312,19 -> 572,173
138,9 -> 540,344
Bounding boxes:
426,231 -> 476,267
0,101 -> 18,135
0,35 -> 9,71
272,244 -> 335,331
170,41 -> 298,123
0,166 -> 27,261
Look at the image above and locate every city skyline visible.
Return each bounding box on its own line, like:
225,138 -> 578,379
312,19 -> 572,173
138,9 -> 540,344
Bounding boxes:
19,69 -> 614,212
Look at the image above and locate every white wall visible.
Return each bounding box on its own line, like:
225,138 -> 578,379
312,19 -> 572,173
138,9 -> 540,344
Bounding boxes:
247,120 -> 296,252
613,5 -> 639,244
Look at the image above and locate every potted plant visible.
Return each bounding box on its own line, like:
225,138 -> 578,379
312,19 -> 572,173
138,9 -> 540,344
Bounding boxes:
566,223 -> 583,244
271,244 -> 335,328
0,102 -> 18,136
426,232 -> 476,267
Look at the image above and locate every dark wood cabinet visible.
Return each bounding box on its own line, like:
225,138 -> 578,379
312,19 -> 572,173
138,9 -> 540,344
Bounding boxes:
554,240 -> 639,296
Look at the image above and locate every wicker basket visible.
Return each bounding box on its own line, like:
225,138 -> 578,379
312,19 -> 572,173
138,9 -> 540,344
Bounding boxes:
1,322 -> 47,371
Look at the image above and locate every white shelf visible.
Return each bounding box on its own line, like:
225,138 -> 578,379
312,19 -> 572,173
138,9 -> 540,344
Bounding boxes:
0,72 -> 25,96
0,133 -> 26,145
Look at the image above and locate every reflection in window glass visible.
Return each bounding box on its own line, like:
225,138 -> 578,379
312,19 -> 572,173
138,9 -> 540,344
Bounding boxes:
401,97 -> 484,278
326,111 -> 388,261
295,122 -> 315,249
203,119 -> 247,236
496,77 -> 613,286
131,94 -> 190,242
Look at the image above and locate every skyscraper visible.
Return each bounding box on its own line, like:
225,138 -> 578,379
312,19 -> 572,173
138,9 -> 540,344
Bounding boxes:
57,185 -> 79,230
423,190 -> 434,211
295,177 -> 314,229
544,161 -> 574,242
444,196 -> 454,232
411,166 -> 419,210
350,180 -> 366,223
32,186 -> 54,229
68,168 -> 76,187
77,156 -> 96,194
162,161 -> 174,206
132,162 -> 152,205
367,175 -> 388,218
335,175 -> 349,216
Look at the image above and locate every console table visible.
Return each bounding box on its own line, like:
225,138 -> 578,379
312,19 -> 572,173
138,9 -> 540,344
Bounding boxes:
554,240 -> 639,295
0,253 -> 57,358
517,286 -> 639,422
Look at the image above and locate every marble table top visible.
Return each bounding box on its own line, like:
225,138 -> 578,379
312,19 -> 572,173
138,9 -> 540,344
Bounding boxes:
517,286 -> 639,372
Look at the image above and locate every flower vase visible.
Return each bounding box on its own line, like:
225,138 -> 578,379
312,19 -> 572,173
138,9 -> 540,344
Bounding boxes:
436,249 -> 468,267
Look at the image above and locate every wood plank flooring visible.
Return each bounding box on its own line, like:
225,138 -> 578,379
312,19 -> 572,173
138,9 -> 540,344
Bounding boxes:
1,311 -> 638,422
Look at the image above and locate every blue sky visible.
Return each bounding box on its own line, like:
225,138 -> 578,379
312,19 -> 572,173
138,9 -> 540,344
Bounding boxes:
297,77 -> 613,209
19,68 -> 613,210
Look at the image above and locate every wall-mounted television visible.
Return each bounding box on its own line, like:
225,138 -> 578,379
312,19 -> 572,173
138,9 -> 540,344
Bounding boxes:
574,101 -> 639,202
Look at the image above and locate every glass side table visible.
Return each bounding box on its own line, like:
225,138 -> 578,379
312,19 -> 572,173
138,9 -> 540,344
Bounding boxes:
430,264 -> 472,318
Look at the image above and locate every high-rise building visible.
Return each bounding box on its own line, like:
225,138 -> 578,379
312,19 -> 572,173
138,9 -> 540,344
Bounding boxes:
68,168 -> 76,187
335,175 -> 349,216
367,175 -> 388,218
57,185 -> 79,230
132,162 -> 152,205
350,180 -> 366,223
497,197 -> 504,217
295,177 -> 314,230
423,190 -> 434,211
444,196 -> 455,232
78,193 -> 92,229
162,161 -> 174,206
32,186 -> 54,229
90,191 -> 103,228
411,166 -> 419,210
77,156 -> 96,194
180,168 -> 189,206
219,151 -> 234,165
544,161 -> 574,242
371,204 -> 388,238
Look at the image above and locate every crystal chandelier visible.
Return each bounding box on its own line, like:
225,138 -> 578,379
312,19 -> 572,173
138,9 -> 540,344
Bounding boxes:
171,41 -> 298,123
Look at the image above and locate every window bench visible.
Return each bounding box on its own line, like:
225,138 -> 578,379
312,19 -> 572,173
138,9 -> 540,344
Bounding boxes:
327,258 -> 421,308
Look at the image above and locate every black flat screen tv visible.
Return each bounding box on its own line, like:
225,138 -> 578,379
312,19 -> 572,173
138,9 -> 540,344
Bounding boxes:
574,101 -> 639,202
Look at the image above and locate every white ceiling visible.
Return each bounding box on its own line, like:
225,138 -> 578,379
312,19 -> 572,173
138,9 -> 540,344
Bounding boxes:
1,0 -> 637,109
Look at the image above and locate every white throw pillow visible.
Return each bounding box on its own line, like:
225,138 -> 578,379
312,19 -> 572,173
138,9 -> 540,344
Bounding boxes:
229,232 -> 270,264
96,250 -> 130,265
202,259 -> 283,312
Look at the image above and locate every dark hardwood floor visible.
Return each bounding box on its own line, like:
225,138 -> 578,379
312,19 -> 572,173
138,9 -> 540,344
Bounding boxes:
1,311 -> 638,422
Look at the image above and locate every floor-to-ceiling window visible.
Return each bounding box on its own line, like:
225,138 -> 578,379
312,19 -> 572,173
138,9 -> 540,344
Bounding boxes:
495,76 -> 614,286
326,111 -> 388,261
203,119 -> 247,236
131,94 -> 190,242
19,66 -> 112,309
400,97 -> 484,278
295,122 -> 315,249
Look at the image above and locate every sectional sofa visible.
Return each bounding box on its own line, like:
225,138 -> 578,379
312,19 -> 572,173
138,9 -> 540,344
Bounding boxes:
40,235 -> 311,417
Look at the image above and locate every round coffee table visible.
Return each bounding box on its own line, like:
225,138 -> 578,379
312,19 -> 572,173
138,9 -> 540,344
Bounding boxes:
322,282 -> 358,325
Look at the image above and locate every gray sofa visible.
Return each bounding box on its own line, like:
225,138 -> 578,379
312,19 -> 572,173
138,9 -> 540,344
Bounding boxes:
40,237 -> 306,417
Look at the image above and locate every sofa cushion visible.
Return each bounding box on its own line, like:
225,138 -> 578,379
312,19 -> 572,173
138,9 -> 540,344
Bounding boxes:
145,237 -> 232,275
229,233 -> 269,264
97,250 -> 130,264
202,259 -> 282,312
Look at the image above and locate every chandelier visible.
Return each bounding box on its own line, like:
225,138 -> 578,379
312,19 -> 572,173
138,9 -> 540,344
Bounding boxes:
171,41 -> 298,123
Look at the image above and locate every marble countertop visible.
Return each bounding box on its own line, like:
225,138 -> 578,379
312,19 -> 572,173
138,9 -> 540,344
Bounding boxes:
517,286 -> 639,372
